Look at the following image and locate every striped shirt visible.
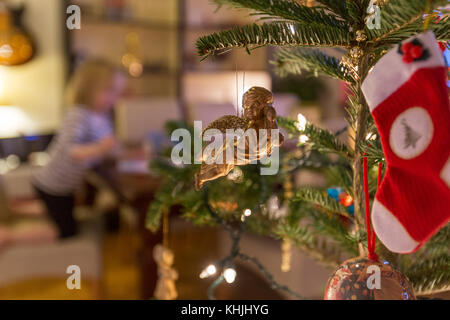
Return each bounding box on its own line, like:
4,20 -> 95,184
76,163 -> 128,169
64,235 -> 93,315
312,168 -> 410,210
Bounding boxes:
33,105 -> 113,196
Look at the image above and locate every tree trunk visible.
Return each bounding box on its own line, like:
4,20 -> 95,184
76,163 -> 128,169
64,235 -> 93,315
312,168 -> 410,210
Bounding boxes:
352,55 -> 371,257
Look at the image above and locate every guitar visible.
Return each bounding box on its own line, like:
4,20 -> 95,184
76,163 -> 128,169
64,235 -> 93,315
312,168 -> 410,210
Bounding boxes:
0,3 -> 35,66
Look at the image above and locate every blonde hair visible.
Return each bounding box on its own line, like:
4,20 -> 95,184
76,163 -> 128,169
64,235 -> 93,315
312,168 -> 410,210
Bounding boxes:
65,59 -> 122,108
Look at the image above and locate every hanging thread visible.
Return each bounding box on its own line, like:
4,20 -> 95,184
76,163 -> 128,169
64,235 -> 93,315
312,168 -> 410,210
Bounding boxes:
235,63 -> 239,117
163,209 -> 169,248
363,156 -> 383,261
242,70 -> 246,103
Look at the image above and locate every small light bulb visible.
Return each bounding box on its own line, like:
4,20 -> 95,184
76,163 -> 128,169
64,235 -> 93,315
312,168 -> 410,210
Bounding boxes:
199,264 -> 217,279
298,135 -> 309,144
206,264 -> 216,275
366,133 -> 377,141
244,209 -> 252,217
296,113 -> 307,131
223,268 -> 236,284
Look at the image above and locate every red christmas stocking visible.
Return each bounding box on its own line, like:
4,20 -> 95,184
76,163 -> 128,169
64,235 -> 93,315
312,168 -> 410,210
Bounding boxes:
362,31 -> 450,254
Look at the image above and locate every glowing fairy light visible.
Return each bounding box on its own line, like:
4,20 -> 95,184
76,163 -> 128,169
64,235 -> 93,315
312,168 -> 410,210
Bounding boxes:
199,264 -> 217,279
206,264 -> 217,275
366,133 -> 377,140
296,113 -> 307,131
298,135 -> 309,144
223,268 -> 237,284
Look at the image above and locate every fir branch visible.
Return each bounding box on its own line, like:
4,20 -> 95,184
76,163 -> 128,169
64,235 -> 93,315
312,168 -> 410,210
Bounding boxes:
395,228 -> 450,295
360,139 -> 384,163
179,190 -> 216,226
146,155 -> 198,232
310,211 -> 360,256
275,223 -> 313,246
146,198 -> 165,233
196,22 -> 352,59
303,122 -> 352,158
293,188 -> 352,218
432,14 -> 450,41
146,179 -> 177,232
324,166 -> 353,194
272,48 -> 355,83
314,0 -> 349,20
276,115 -> 302,135
366,0 -> 449,45
406,255 -> 450,295
345,95 -> 360,132
346,0 -> 371,27
275,224 -> 341,268
416,225 -> 450,258
211,0 -> 348,28
277,116 -> 352,158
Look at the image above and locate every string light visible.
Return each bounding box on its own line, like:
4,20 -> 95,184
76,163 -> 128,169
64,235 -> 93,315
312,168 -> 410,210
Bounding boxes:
199,264 -> 217,279
223,268 -> 237,284
203,187 -> 308,300
241,208 -> 252,221
296,113 -> 307,131
366,133 -> 377,140
298,135 -> 309,144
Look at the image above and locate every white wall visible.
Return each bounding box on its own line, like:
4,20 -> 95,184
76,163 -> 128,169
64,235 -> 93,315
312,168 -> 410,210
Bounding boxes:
0,0 -> 66,137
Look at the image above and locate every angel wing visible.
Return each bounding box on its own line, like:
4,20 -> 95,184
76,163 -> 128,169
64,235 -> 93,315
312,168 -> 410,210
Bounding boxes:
201,115 -> 249,163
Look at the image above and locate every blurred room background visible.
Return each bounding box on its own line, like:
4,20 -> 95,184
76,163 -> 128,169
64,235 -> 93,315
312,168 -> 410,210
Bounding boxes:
0,0 -> 446,300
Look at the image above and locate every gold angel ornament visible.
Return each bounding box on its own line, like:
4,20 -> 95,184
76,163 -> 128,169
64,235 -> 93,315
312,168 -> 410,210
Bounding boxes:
195,87 -> 284,190
153,244 -> 178,300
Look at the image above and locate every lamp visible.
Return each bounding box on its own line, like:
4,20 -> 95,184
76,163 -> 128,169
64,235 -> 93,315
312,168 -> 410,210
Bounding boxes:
0,105 -> 33,138
0,56 -> 34,138
0,3 -> 34,66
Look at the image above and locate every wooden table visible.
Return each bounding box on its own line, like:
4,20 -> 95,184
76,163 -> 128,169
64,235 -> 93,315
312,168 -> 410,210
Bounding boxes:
92,159 -> 163,300
115,173 -> 162,299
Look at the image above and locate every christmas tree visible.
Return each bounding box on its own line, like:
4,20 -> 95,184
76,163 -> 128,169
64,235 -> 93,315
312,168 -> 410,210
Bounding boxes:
147,0 -> 449,299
